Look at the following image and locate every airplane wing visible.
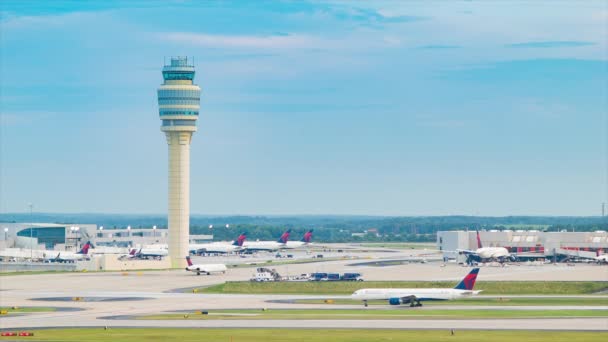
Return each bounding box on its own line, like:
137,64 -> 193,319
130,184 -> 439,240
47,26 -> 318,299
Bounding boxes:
455,249 -> 477,255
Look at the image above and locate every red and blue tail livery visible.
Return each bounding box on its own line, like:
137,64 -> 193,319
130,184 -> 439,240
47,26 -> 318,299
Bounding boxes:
78,241 -> 93,254
232,232 -> 247,247
301,230 -> 313,243
476,230 -> 483,248
277,229 -> 291,243
453,268 -> 480,290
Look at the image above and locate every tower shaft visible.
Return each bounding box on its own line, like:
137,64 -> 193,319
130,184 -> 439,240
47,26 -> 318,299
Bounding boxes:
166,131 -> 192,268
158,56 -> 200,268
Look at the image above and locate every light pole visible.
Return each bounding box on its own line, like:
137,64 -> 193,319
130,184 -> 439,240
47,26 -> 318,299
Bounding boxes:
74,226 -> 80,249
69,227 -> 74,251
4,227 -> 8,241
28,203 -> 33,260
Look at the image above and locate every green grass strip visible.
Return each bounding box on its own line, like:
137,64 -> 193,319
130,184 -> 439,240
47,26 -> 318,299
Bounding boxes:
295,297 -> 608,306
0,307 -> 56,314
195,281 -> 608,295
0,329 -> 604,342
138,309 -> 608,320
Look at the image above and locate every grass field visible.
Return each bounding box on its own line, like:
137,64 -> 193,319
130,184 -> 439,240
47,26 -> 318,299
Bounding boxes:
0,329 -> 604,342
0,307 -> 56,314
195,281 -> 608,295
294,297 -> 608,306
137,309 -> 608,320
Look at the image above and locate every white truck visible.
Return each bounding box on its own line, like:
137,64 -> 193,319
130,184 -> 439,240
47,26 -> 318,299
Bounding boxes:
251,267 -> 282,282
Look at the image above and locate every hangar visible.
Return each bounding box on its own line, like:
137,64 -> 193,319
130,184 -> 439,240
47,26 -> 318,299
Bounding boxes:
437,230 -> 608,263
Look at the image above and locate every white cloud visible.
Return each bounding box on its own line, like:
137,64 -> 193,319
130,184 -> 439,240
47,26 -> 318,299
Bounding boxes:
160,32 -> 321,49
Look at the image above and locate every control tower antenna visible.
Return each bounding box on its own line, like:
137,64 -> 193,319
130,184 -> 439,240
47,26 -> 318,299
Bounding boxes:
157,56 -> 201,268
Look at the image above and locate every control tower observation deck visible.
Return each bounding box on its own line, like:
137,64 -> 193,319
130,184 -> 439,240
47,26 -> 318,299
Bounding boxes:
157,57 -> 200,268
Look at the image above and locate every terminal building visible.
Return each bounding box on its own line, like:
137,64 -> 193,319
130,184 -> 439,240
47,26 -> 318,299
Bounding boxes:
437,230 -> 608,263
0,223 -> 97,251
0,223 -> 212,252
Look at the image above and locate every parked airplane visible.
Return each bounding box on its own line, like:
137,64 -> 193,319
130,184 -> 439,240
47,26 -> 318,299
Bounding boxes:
243,229 -> 291,251
125,246 -> 168,260
44,241 -> 94,263
185,256 -> 227,275
458,231 -> 516,264
284,230 -> 313,249
352,268 -> 481,307
189,233 -> 247,255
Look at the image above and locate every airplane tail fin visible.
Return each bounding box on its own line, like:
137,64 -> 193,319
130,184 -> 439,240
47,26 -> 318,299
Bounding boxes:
186,256 -> 193,266
233,232 -> 247,246
78,241 -> 92,254
476,231 -> 483,249
301,230 -> 313,243
129,248 -> 141,257
454,268 -> 480,290
277,229 -> 291,243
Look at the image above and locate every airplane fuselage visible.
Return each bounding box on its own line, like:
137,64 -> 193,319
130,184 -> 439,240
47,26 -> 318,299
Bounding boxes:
186,263 -> 227,275
283,241 -> 311,249
243,241 -> 285,251
190,242 -> 241,254
475,247 -> 510,259
351,288 -> 479,302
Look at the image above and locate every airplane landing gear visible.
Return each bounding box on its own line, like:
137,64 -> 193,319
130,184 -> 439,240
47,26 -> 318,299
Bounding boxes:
363,300 -> 368,307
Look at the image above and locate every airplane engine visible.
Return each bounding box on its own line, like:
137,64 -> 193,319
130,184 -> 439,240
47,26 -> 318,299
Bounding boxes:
388,298 -> 402,305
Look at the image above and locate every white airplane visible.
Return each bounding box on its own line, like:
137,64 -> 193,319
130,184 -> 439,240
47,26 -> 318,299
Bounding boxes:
283,230 -> 314,249
594,251 -> 608,264
0,248 -> 46,261
458,231 -> 516,264
189,233 -> 247,255
44,242 -> 94,263
352,268 -> 481,307
596,255 -> 608,263
243,229 -> 291,251
124,246 -> 168,260
185,256 -> 227,275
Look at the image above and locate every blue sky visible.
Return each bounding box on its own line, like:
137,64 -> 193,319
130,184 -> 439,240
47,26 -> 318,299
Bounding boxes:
1,1 -> 606,216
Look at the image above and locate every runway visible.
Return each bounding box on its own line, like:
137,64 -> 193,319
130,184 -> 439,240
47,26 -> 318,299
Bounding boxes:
1,251 -> 607,331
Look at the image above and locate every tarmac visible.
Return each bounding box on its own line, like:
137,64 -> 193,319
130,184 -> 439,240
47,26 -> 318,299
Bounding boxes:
1,247 -> 607,331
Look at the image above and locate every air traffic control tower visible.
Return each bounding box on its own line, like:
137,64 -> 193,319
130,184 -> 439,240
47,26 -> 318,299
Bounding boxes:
157,57 -> 200,268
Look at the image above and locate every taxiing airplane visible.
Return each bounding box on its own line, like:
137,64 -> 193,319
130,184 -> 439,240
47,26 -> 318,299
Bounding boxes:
44,241 -> 94,263
458,231 -> 516,264
283,230 -> 314,249
243,229 -> 291,251
352,268 -> 481,307
189,233 -> 247,255
185,256 -> 227,275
